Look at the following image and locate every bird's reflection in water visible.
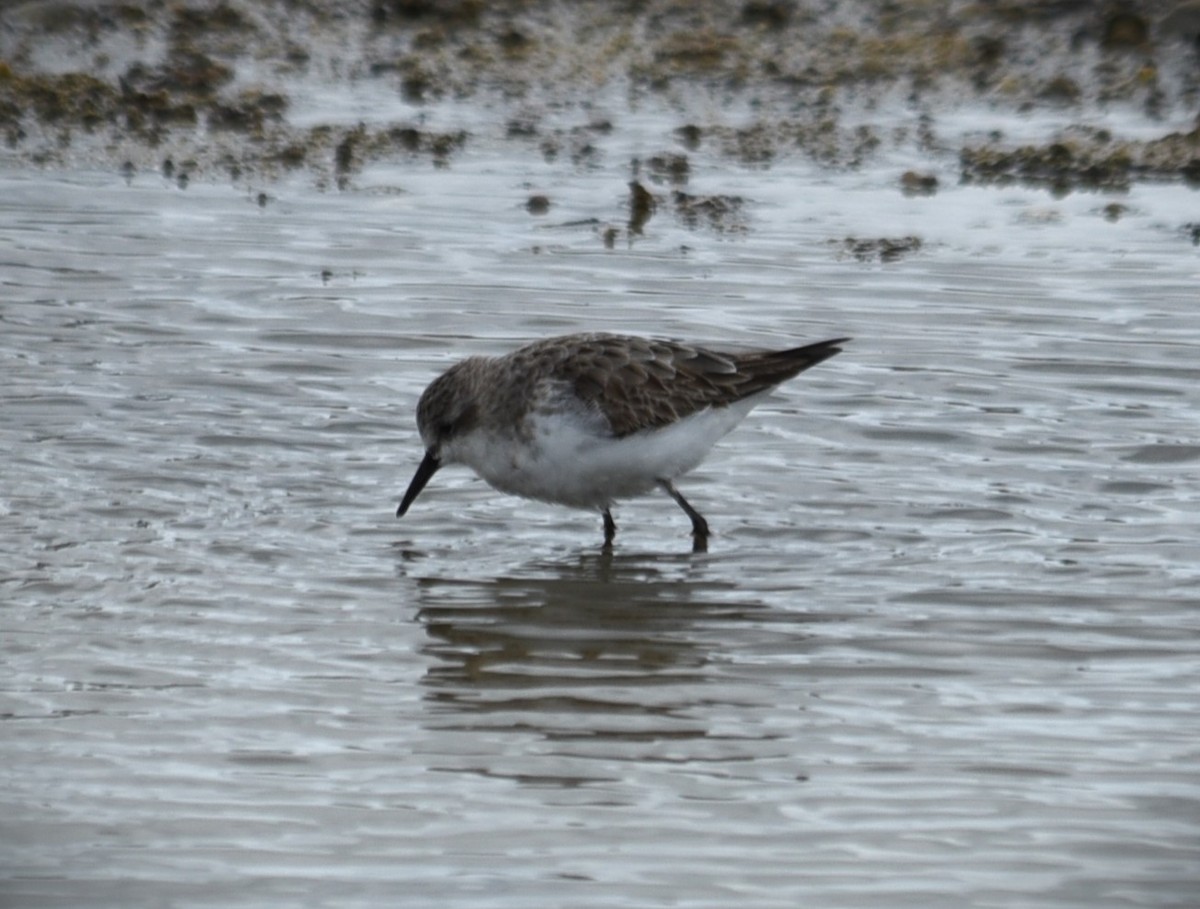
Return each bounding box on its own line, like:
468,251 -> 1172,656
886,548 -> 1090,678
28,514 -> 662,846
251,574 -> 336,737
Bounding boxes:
412,549 -> 765,747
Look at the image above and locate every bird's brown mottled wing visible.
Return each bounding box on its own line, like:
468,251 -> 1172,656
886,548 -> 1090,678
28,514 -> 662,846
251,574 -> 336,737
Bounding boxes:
515,333 -> 848,438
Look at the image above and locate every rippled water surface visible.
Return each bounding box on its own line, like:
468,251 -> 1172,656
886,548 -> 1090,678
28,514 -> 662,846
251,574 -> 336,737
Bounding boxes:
3,121 -> 1199,907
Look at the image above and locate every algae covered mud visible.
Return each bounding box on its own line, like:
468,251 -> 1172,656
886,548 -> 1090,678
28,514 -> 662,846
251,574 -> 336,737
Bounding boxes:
3,2 -> 1200,909
2,0 -> 1200,192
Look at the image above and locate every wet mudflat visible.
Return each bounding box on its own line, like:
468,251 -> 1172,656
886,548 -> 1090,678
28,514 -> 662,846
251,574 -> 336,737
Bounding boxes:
3,127 -> 1198,906
3,3 -> 1200,902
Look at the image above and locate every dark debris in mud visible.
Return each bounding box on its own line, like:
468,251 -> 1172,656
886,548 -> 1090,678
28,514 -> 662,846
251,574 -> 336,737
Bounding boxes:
901,170 -> 940,196
627,181 -> 657,235
671,191 -> 747,233
834,236 -> 924,263
961,124 -> 1200,193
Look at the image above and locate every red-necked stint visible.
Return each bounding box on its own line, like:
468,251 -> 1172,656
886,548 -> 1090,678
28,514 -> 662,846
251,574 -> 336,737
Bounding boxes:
397,332 -> 849,551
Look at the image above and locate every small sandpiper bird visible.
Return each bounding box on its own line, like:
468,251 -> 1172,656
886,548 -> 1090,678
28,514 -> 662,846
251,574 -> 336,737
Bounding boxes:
397,332 -> 848,550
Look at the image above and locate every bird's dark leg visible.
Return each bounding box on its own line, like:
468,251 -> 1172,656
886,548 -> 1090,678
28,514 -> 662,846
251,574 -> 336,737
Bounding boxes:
658,480 -> 709,552
602,508 -> 617,549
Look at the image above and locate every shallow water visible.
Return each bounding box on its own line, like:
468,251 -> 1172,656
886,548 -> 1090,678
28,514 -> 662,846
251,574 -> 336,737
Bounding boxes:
3,118 -> 1199,907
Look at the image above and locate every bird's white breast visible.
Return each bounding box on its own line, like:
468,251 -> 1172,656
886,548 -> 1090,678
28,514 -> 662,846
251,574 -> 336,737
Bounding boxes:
443,393 -> 766,510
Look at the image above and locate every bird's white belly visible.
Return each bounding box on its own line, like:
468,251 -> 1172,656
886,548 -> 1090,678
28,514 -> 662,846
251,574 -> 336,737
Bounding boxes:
447,397 -> 763,510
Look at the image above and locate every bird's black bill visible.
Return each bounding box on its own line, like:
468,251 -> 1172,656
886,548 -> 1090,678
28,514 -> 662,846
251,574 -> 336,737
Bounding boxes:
397,450 -> 441,517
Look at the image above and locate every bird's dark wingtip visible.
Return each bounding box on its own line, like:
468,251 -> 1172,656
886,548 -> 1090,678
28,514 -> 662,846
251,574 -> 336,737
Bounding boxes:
783,336 -> 851,367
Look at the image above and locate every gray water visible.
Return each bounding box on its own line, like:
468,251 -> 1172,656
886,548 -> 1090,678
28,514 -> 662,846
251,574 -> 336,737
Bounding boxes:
3,117 -> 1199,907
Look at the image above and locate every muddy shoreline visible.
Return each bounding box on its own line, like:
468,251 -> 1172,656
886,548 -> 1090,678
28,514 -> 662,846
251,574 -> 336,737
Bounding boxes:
2,0 -> 1198,191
